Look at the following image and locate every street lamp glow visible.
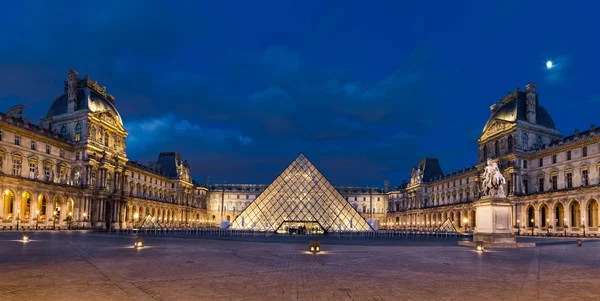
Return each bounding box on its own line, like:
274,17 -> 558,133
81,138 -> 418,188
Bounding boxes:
546,60 -> 553,69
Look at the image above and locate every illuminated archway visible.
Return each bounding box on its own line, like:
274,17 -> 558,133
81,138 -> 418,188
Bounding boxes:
20,191 -> 32,220
37,194 -> 48,221
3,190 -> 15,220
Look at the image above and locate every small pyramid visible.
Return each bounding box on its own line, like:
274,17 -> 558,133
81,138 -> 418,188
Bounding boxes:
436,218 -> 458,233
230,154 -> 373,233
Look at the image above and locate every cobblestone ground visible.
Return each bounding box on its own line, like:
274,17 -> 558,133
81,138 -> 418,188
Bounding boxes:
0,232 -> 599,301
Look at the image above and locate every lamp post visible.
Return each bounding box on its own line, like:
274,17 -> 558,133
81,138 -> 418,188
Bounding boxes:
463,217 -> 469,232
68,212 -> 72,230
53,211 -> 57,230
530,218 -> 534,236
563,217 -> 567,236
516,219 -> 520,236
546,218 -> 549,235
16,209 -> 20,230
582,217 -> 586,236
35,210 -> 39,230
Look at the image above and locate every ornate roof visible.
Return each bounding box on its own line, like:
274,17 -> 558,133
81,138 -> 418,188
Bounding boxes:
46,74 -> 123,126
482,90 -> 555,133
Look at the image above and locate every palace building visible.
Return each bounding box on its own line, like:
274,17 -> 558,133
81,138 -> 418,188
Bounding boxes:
1,70 -> 598,236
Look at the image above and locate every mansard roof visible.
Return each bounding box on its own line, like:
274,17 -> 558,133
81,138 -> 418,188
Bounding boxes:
482,88 -> 555,133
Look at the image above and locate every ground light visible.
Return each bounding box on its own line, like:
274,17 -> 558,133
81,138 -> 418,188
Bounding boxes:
309,240 -> 320,253
22,232 -> 29,242
476,241 -> 485,252
134,237 -> 144,248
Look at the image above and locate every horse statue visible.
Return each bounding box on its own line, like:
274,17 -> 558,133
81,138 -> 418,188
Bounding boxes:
480,158 -> 506,198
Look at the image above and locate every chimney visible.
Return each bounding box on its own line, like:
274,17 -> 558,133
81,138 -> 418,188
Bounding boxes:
525,82 -> 537,124
67,69 -> 79,113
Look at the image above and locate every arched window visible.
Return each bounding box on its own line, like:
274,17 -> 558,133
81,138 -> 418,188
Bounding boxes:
3,190 -> 15,220
540,205 -> 547,227
483,145 -> 488,159
522,133 -> 528,150
60,126 -> 67,138
75,123 -> 82,141
588,200 -> 598,227
494,140 -> 500,155
38,195 -> 47,221
104,132 -> 109,147
507,135 -> 513,151
527,206 -> 535,227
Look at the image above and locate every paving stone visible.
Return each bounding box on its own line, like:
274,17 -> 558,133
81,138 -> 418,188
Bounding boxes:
0,232 -> 599,300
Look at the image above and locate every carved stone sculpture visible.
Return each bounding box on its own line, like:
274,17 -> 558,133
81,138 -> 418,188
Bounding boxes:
480,158 -> 506,198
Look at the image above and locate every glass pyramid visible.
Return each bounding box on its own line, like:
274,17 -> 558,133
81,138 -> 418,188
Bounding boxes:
230,154 -> 373,233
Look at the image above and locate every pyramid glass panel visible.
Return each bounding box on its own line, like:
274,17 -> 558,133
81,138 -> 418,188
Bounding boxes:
230,154 -> 373,233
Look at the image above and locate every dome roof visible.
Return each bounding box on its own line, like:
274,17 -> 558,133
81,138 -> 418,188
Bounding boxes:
46,88 -> 123,126
482,91 -> 555,133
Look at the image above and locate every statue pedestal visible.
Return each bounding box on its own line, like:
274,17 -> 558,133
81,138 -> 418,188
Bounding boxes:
473,198 -> 515,244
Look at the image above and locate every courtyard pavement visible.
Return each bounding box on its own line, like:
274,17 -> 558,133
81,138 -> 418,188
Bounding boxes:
0,231 -> 599,301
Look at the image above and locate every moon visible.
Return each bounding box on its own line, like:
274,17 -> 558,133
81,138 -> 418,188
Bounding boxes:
546,61 -> 553,69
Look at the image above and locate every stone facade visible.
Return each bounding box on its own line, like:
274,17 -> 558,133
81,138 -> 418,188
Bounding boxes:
2,72 -> 596,235
387,82 -> 600,237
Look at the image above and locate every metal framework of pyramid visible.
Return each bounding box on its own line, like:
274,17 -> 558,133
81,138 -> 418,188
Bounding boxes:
136,215 -> 163,229
435,218 -> 458,233
229,154 -> 373,233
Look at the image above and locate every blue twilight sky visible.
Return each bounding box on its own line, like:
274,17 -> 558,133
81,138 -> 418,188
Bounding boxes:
0,1 -> 599,187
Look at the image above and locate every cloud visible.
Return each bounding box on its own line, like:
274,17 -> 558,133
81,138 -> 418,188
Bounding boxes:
125,114 -> 252,155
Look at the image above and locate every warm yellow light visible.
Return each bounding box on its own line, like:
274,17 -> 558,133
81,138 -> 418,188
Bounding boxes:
316,247 -> 319,251
17,209 -> 20,214
68,212 -> 72,216
310,247 -> 314,251
530,218 -> 534,223
83,212 -> 87,217
133,213 -> 139,219
476,245 -> 484,251
36,210 -> 39,214
463,218 -> 468,223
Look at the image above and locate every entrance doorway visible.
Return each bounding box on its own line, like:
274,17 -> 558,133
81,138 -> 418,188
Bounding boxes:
276,221 -> 325,235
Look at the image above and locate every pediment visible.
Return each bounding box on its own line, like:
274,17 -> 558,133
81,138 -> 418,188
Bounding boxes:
480,120 -> 512,140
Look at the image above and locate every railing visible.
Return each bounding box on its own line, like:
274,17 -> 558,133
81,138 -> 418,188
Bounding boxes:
106,227 -> 472,240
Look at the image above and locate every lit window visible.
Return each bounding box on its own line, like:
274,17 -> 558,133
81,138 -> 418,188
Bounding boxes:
104,132 -> 109,147
75,123 -> 82,141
